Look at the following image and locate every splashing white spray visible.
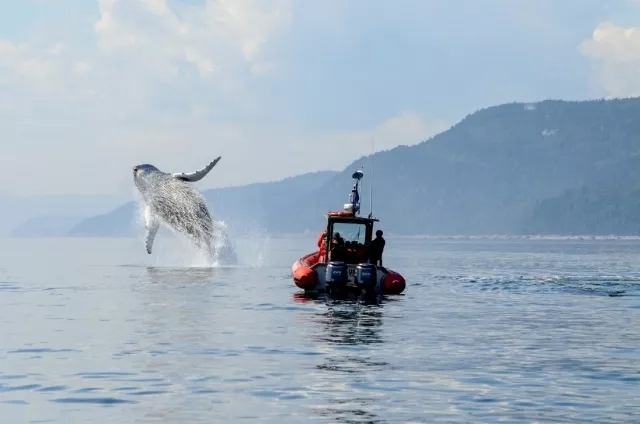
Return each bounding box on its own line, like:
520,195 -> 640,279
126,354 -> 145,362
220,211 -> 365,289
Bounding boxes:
236,224 -> 272,268
131,183 -> 239,268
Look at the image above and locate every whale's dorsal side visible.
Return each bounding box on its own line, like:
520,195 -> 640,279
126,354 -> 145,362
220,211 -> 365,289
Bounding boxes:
172,156 -> 221,182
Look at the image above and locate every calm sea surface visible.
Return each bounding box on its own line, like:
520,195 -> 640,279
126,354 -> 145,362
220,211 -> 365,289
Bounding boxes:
1,236 -> 639,423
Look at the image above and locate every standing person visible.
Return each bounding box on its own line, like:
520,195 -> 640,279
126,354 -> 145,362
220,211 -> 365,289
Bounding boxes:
317,230 -> 327,249
367,229 -> 386,265
317,230 -> 328,261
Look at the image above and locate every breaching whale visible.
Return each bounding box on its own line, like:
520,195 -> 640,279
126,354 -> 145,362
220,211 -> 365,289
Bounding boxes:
132,157 -> 235,263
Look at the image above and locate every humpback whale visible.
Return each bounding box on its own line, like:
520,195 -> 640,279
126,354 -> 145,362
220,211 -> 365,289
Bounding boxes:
132,157 -> 232,261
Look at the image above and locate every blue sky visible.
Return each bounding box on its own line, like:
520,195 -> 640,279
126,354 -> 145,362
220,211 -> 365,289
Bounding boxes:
0,0 -> 639,196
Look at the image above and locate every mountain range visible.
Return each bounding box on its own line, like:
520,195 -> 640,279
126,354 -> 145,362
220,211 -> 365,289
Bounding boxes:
8,97 -> 640,237
0,194 -> 125,237
66,170 -> 339,238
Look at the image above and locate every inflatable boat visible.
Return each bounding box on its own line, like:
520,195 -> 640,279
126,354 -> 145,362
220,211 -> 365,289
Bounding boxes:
291,169 -> 406,297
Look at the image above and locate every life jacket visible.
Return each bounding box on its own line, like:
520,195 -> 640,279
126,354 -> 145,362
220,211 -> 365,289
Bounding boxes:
317,232 -> 327,262
317,232 -> 326,248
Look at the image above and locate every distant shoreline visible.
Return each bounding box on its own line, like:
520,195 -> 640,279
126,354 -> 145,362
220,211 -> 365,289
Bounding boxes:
4,233 -> 640,241
264,232 -> 640,240
388,234 -> 640,241
311,234 -> 640,241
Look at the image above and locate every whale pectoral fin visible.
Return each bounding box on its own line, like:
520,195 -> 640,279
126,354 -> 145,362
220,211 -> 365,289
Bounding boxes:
146,223 -> 160,254
143,205 -> 160,254
172,156 -> 221,182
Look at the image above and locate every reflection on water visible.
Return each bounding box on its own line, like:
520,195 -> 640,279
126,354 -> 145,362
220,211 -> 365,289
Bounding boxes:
137,266 -> 229,349
304,299 -> 389,423
142,266 -> 237,285
316,302 -> 384,347
314,400 -> 384,424
2,237 -> 640,423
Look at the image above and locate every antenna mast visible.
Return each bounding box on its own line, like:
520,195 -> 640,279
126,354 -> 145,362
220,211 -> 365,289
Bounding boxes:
369,134 -> 374,218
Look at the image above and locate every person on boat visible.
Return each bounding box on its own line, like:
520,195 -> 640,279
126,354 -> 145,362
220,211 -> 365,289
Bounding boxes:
329,232 -> 347,261
367,229 -> 386,265
317,230 -> 327,249
317,230 -> 328,262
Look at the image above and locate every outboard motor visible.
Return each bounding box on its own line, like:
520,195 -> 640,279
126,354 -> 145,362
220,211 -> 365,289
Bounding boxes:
355,263 -> 377,289
355,263 -> 380,302
325,261 -> 348,294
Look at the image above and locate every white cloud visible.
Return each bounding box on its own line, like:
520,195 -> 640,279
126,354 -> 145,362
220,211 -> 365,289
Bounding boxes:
47,42 -> 65,56
580,21 -> 640,97
0,40 -> 53,79
0,40 -> 16,55
580,21 -> 640,63
92,0 -> 291,78
73,61 -> 92,75
2,0 -> 293,99
0,0 -> 450,196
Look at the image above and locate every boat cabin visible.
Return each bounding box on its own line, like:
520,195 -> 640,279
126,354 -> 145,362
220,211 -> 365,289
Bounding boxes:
320,212 -> 381,265
316,168 -> 385,266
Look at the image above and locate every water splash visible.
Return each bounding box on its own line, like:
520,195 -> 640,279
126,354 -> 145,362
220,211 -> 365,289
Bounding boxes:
130,168 -> 275,268
131,184 -> 239,268
235,225 -> 272,268
209,220 -> 238,267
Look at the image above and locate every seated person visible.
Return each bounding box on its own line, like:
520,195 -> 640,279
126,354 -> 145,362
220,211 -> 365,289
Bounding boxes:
344,246 -> 358,264
329,232 -> 347,261
354,245 -> 368,263
329,244 -> 346,262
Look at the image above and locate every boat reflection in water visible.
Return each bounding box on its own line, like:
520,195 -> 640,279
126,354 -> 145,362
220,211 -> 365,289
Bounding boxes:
294,293 -> 395,423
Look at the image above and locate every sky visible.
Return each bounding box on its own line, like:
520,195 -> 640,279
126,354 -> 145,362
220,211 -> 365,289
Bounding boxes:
1,0 -> 640,196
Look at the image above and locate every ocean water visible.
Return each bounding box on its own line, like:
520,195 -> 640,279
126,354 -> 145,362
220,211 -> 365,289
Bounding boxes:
1,236 -> 639,423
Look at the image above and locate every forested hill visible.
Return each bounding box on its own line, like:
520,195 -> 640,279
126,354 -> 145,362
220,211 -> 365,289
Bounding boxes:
64,97 -> 640,237
265,97 -> 640,235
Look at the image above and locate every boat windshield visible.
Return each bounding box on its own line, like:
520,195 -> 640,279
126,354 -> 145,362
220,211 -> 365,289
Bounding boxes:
331,222 -> 367,245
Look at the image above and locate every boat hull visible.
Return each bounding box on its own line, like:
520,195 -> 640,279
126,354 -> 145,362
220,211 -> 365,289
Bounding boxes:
292,251 -> 406,296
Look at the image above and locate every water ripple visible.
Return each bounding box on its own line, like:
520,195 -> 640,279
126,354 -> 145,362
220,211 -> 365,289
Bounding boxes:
51,397 -> 135,405
0,238 -> 639,422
